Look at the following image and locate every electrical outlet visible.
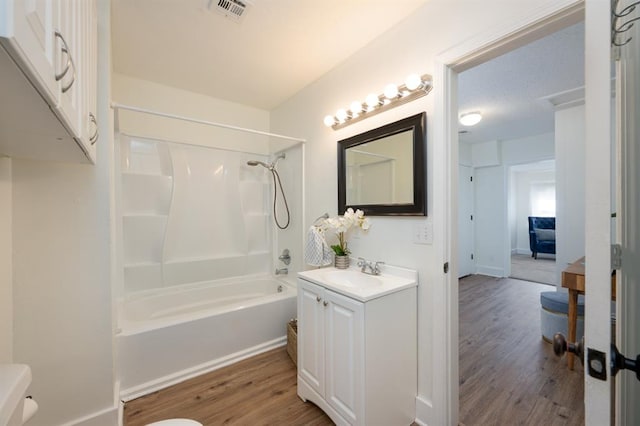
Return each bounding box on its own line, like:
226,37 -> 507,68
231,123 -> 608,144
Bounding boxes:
413,219 -> 433,245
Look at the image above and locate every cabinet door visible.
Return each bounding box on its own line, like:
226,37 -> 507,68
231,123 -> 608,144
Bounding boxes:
56,0 -> 82,139
324,289 -> 364,425
80,0 -> 97,162
298,279 -> 325,397
3,0 -> 58,103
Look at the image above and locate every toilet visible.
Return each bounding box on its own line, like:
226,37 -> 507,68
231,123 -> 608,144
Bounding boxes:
146,419 -> 203,426
0,364 -> 38,426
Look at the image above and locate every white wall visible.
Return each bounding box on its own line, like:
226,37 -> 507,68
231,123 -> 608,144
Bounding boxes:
268,2 -> 567,423
0,157 -> 12,364
555,104 -> 585,285
112,73 -> 271,155
10,2 -> 117,424
469,133 -> 555,277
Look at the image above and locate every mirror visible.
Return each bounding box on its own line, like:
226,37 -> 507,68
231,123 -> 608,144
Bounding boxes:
338,112 -> 426,216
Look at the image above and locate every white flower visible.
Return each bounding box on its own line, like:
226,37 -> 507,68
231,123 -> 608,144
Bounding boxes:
320,209 -> 371,256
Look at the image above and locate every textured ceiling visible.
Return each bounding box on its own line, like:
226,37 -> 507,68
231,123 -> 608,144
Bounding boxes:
458,22 -> 585,145
111,0 -> 429,110
111,2 -> 585,145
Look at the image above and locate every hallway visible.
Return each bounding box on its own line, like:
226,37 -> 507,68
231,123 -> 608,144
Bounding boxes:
459,275 -> 583,425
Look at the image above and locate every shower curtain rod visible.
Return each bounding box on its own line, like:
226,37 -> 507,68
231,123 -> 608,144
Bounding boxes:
110,103 -> 306,143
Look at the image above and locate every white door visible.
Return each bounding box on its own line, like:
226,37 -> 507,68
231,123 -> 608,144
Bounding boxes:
583,1 -> 615,424
613,0 -> 640,422
458,165 -> 474,277
297,279 -> 325,397
324,289 -> 363,425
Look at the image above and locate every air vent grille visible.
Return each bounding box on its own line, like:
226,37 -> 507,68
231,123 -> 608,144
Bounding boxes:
210,0 -> 251,21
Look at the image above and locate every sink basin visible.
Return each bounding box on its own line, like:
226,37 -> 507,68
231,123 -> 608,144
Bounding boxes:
299,263 -> 417,302
322,270 -> 383,288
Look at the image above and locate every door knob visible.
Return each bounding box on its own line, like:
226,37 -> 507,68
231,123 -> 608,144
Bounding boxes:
553,333 -> 585,365
611,344 -> 640,382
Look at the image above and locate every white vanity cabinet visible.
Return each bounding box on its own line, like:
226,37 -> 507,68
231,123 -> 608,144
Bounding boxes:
297,272 -> 417,426
0,0 -> 98,163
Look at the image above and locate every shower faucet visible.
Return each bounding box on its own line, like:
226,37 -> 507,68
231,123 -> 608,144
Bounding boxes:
275,268 -> 288,275
279,249 -> 291,265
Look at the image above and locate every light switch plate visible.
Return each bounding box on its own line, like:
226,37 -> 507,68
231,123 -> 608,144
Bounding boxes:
413,219 -> 433,245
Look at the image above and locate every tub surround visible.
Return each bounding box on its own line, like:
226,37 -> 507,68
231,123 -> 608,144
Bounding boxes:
119,135 -> 273,294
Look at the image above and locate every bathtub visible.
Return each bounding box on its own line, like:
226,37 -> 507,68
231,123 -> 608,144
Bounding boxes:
117,275 -> 297,400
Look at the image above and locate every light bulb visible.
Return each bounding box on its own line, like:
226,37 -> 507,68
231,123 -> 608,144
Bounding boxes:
405,74 -> 422,91
336,109 -> 349,122
324,115 -> 336,127
366,93 -> 380,108
350,101 -> 363,115
459,112 -> 482,126
384,83 -> 399,99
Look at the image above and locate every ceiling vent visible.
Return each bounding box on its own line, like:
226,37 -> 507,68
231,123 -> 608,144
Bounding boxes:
208,0 -> 251,22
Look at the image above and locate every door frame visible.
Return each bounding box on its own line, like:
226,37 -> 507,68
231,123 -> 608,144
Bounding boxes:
432,1 -> 585,424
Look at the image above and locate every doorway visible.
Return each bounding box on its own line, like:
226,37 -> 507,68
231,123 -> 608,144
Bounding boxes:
450,11 -> 584,424
437,2 -> 625,424
508,160 -> 557,285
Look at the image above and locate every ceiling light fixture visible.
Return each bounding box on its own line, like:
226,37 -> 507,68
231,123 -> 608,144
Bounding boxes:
459,111 -> 482,126
323,73 -> 433,130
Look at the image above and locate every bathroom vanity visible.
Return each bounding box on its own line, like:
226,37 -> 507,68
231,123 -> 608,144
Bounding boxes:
297,265 -> 417,426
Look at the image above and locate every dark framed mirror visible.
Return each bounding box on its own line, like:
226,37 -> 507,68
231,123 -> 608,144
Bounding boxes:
338,112 -> 426,216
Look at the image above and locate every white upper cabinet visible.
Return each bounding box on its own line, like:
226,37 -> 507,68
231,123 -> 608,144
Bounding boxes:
3,0 -> 59,103
0,0 -> 98,163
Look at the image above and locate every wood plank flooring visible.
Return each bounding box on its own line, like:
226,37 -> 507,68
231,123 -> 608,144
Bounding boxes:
125,274 -> 584,426
459,275 -> 585,426
124,348 -> 332,426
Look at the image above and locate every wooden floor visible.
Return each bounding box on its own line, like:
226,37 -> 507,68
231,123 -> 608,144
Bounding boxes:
125,274 -> 584,426
124,348 -> 333,425
459,275 -> 585,426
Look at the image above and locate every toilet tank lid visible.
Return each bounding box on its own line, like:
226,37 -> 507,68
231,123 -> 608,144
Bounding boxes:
0,364 -> 32,425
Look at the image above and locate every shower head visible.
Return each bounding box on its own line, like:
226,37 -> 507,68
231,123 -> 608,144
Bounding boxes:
247,154 -> 285,170
247,160 -> 270,168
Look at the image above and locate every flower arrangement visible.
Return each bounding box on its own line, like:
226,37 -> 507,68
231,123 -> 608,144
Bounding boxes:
321,208 -> 371,256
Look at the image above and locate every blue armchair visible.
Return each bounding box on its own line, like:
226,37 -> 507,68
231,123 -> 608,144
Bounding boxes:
528,216 -> 556,259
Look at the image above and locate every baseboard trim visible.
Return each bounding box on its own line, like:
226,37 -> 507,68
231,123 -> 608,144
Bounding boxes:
475,265 -> 504,277
515,248 -> 531,255
60,405 -> 119,426
120,337 -> 286,401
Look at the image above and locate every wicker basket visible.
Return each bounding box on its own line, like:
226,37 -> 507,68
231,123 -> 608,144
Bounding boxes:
287,319 -> 297,365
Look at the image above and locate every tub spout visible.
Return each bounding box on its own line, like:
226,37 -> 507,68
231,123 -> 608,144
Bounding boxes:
275,268 -> 288,275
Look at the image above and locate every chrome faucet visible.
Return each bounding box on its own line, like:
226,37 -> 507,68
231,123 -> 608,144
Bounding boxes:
357,257 -> 384,275
275,267 -> 288,275
278,249 -> 291,265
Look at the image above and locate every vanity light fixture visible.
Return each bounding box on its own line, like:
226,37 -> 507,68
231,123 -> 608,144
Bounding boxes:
324,73 -> 433,130
459,111 -> 482,126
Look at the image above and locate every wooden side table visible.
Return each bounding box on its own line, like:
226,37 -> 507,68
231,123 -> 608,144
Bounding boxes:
561,257 -> 616,369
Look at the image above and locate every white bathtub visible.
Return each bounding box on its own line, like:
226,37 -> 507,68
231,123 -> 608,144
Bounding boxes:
116,275 -> 297,400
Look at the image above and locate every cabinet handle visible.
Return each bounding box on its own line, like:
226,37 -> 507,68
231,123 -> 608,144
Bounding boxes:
61,53 -> 76,93
89,113 -> 99,145
54,31 -> 76,93
54,31 -> 71,81
323,301 -> 328,307
316,296 -> 321,303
